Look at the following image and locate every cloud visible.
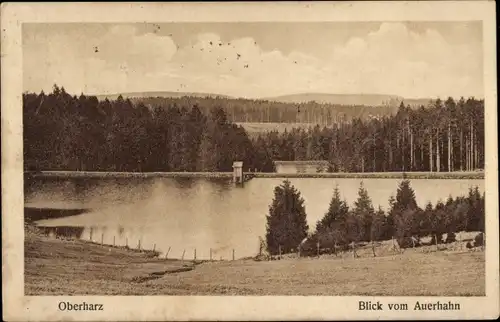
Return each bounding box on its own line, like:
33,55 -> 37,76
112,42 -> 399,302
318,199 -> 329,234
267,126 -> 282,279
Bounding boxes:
24,23 -> 483,99
95,25 -> 177,68
24,25 -> 177,94
321,23 -> 482,98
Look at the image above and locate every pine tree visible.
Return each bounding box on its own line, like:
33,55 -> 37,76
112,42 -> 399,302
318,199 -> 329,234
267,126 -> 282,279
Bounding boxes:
442,195 -> 458,240
391,180 -> 420,247
419,201 -> 434,237
346,212 -> 364,247
315,185 -> 350,248
316,185 -> 349,232
424,201 -> 433,212
392,179 -> 419,213
370,206 -> 388,242
385,194 -> 397,238
265,180 -> 309,255
352,181 -> 375,241
430,200 -> 446,244
466,186 -> 484,232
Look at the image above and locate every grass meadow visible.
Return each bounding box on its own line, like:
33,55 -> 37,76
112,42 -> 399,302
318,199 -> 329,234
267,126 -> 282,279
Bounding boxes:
25,227 -> 485,296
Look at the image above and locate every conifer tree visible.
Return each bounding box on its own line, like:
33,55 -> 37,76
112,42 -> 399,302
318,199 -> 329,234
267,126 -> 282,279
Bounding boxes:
315,185 -> 350,247
419,201 -> 434,237
265,180 -> 309,255
352,181 -> 375,241
430,200 -> 446,244
385,194 -> 397,238
392,179 -> 419,213
466,186 -> 484,232
390,180 -> 421,246
316,185 -> 349,233
370,206 -> 388,242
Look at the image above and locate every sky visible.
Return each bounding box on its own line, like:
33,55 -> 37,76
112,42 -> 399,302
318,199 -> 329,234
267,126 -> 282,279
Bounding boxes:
23,22 -> 483,99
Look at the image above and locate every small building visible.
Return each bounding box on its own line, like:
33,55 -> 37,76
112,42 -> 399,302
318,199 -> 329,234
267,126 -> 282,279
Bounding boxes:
232,161 -> 244,184
274,160 -> 329,174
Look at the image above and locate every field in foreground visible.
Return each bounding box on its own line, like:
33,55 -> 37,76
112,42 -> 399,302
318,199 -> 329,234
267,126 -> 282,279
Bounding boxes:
25,229 -> 485,296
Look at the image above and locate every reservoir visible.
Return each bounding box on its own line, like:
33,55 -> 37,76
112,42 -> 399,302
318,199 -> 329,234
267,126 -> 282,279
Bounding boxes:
26,176 -> 484,260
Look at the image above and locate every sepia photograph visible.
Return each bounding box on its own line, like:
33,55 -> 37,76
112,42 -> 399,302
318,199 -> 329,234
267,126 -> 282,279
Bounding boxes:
2,1 -> 498,321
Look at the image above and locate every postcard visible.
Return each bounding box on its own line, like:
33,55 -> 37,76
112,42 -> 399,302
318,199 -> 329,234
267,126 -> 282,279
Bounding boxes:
2,1 -> 498,321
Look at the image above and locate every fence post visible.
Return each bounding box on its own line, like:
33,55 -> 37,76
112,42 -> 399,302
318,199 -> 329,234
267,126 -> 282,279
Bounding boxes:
113,236 -> 115,247
138,239 -> 141,251
435,234 -> 438,251
101,232 -> 104,245
165,246 -> 171,259
89,228 -> 93,242
372,240 -> 376,257
278,245 -> 282,259
153,243 -> 156,252
181,249 -> 185,261
210,248 -> 212,261
194,248 -> 197,261
232,249 -> 235,261
126,237 -> 128,248
316,241 -> 320,257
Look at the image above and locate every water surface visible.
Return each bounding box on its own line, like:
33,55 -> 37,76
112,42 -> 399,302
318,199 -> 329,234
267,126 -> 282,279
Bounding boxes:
26,176 -> 484,259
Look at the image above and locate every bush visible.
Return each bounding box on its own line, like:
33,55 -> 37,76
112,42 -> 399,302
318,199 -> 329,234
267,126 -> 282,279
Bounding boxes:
473,232 -> 484,247
445,232 -> 457,244
466,241 -> 473,249
298,237 -> 318,257
430,234 -> 444,245
397,236 -> 421,249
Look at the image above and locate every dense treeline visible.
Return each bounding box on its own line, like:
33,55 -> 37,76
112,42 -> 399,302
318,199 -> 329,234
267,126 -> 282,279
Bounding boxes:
24,86 -> 484,174
256,98 -> 485,172
314,180 -> 485,252
128,96 -> 397,124
265,179 -> 485,256
23,85 -> 275,172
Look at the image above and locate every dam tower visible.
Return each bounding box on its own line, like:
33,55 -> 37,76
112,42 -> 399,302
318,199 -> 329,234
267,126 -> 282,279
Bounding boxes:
232,161 -> 243,184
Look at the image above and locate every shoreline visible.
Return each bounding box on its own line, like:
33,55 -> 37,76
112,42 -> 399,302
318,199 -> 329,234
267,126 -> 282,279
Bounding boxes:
25,170 -> 484,180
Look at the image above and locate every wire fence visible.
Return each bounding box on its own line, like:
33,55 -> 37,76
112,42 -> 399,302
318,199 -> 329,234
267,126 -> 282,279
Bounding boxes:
264,232 -> 485,261
36,225 -> 484,263
37,225 -> 239,261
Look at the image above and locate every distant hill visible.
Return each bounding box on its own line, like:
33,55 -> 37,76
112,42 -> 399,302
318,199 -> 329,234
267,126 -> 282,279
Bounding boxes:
264,93 -> 432,107
96,91 -> 234,101
96,91 -> 433,108
400,98 -> 435,107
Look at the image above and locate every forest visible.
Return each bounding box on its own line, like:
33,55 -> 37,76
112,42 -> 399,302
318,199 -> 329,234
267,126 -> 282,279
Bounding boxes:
125,95 -> 398,124
265,179 -> 485,256
256,98 -> 485,172
23,85 -> 274,172
23,85 -> 484,173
